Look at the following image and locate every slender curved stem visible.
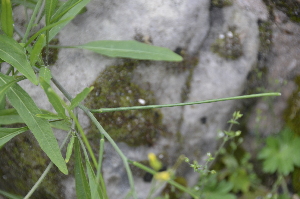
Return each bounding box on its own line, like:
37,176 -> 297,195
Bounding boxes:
90,93 -> 281,113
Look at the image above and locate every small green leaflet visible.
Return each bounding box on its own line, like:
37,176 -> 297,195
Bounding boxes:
72,40 -> 183,61
30,34 -> 46,66
69,86 -> 93,110
0,126 -> 28,147
65,133 -> 75,163
0,34 -> 38,85
0,73 -> 68,174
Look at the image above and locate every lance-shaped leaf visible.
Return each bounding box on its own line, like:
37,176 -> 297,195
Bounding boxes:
69,86 -> 93,110
0,126 -> 29,147
72,40 -> 183,61
30,34 -> 46,66
75,138 -> 91,199
65,134 -> 75,163
1,0 -> 14,37
0,73 -> 68,174
0,34 -> 38,85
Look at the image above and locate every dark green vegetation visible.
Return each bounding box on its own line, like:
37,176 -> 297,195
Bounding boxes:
0,132 -> 65,199
85,62 -> 167,147
211,0 -> 233,8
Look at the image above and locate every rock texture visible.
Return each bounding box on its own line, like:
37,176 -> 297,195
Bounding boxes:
2,0 -> 300,198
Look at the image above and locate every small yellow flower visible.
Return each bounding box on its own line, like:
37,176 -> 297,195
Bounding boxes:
148,153 -> 163,171
154,171 -> 171,181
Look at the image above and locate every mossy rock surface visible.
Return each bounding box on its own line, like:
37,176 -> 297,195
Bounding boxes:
211,26 -> 243,60
0,132 -> 65,199
284,76 -> 300,136
85,62 -> 166,147
273,0 -> 300,23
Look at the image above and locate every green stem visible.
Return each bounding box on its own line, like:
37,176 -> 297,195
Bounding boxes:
96,138 -> 105,181
90,93 -> 281,113
51,77 -> 137,198
79,104 -> 137,199
24,131 -> 72,199
22,0 -> 43,43
70,110 -> 98,168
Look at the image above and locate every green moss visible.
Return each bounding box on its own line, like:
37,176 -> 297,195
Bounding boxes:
273,0 -> 300,23
85,61 -> 167,147
211,0 -> 233,8
211,26 -> 243,60
0,132 -> 65,198
257,20 -> 272,67
284,76 -> 300,136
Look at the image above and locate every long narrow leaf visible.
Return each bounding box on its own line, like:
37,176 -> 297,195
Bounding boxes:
0,73 -> 68,174
69,86 -> 93,110
30,34 -> 46,65
71,40 -> 183,61
1,0 -> 14,37
75,137 -> 91,199
25,16 -> 74,47
0,35 -> 38,85
0,126 -> 29,147
45,0 -> 58,25
48,0 -> 90,41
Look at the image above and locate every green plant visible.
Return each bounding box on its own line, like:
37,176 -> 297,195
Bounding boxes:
258,127 -> 300,198
0,0 -> 281,198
